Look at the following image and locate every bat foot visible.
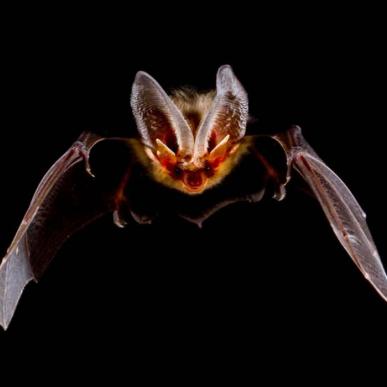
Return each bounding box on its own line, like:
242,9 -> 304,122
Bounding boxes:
113,210 -> 127,228
273,185 -> 286,201
130,211 -> 153,225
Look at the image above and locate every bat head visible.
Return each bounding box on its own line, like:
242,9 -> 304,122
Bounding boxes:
131,65 -> 249,194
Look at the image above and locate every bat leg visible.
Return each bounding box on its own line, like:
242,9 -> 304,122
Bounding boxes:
253,149 -> 287,201
113,169 -> 132,228
113,198 -> 154,226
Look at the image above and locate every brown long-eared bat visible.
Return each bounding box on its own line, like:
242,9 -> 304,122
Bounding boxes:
1,65 -> 386,329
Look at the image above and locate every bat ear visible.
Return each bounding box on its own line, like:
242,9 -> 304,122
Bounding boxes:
131,71 -> 194,158
194,65 -> 248,159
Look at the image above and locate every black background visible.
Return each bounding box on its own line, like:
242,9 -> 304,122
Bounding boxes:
1,5 -> 386,381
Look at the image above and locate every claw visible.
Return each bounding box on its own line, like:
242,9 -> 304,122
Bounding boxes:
113,210 -> 127,228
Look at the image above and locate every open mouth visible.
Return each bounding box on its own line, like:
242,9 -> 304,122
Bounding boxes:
183,171 -> 207,193
184,184 -> 205,193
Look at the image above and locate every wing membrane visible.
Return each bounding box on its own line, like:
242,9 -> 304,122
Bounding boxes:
0,132 -> 118,329
274,126 -> 387,301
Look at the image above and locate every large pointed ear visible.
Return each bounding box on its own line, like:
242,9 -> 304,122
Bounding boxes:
131,71 -> 194,158
194,65 -> 248,159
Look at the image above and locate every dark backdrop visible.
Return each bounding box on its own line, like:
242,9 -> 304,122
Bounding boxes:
1,6 -> 386,381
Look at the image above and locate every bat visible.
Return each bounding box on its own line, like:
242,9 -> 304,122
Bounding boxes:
1,65 -> 386,330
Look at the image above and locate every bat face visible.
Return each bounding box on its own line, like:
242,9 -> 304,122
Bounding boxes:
130,65 -> 249,195
138,130 -> 249,195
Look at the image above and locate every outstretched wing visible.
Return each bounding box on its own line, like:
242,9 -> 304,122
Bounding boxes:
0,132 -> 127,330
272,126 -> 387,301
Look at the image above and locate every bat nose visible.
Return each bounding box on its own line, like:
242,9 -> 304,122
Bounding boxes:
183,171 -> 206,190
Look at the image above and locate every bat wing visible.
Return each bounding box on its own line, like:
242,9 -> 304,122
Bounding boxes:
0,132 -> 127,329
272,126 -> 387,301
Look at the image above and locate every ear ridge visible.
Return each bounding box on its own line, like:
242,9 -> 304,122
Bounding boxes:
194,65 -> 248,159
131,71 -> 194,156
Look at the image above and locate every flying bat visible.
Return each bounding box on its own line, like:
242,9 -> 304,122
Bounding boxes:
1,65 -> 386,330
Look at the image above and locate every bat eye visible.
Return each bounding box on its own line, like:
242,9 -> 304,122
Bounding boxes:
173,165 -> 183,178
204,161 -> 214,177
